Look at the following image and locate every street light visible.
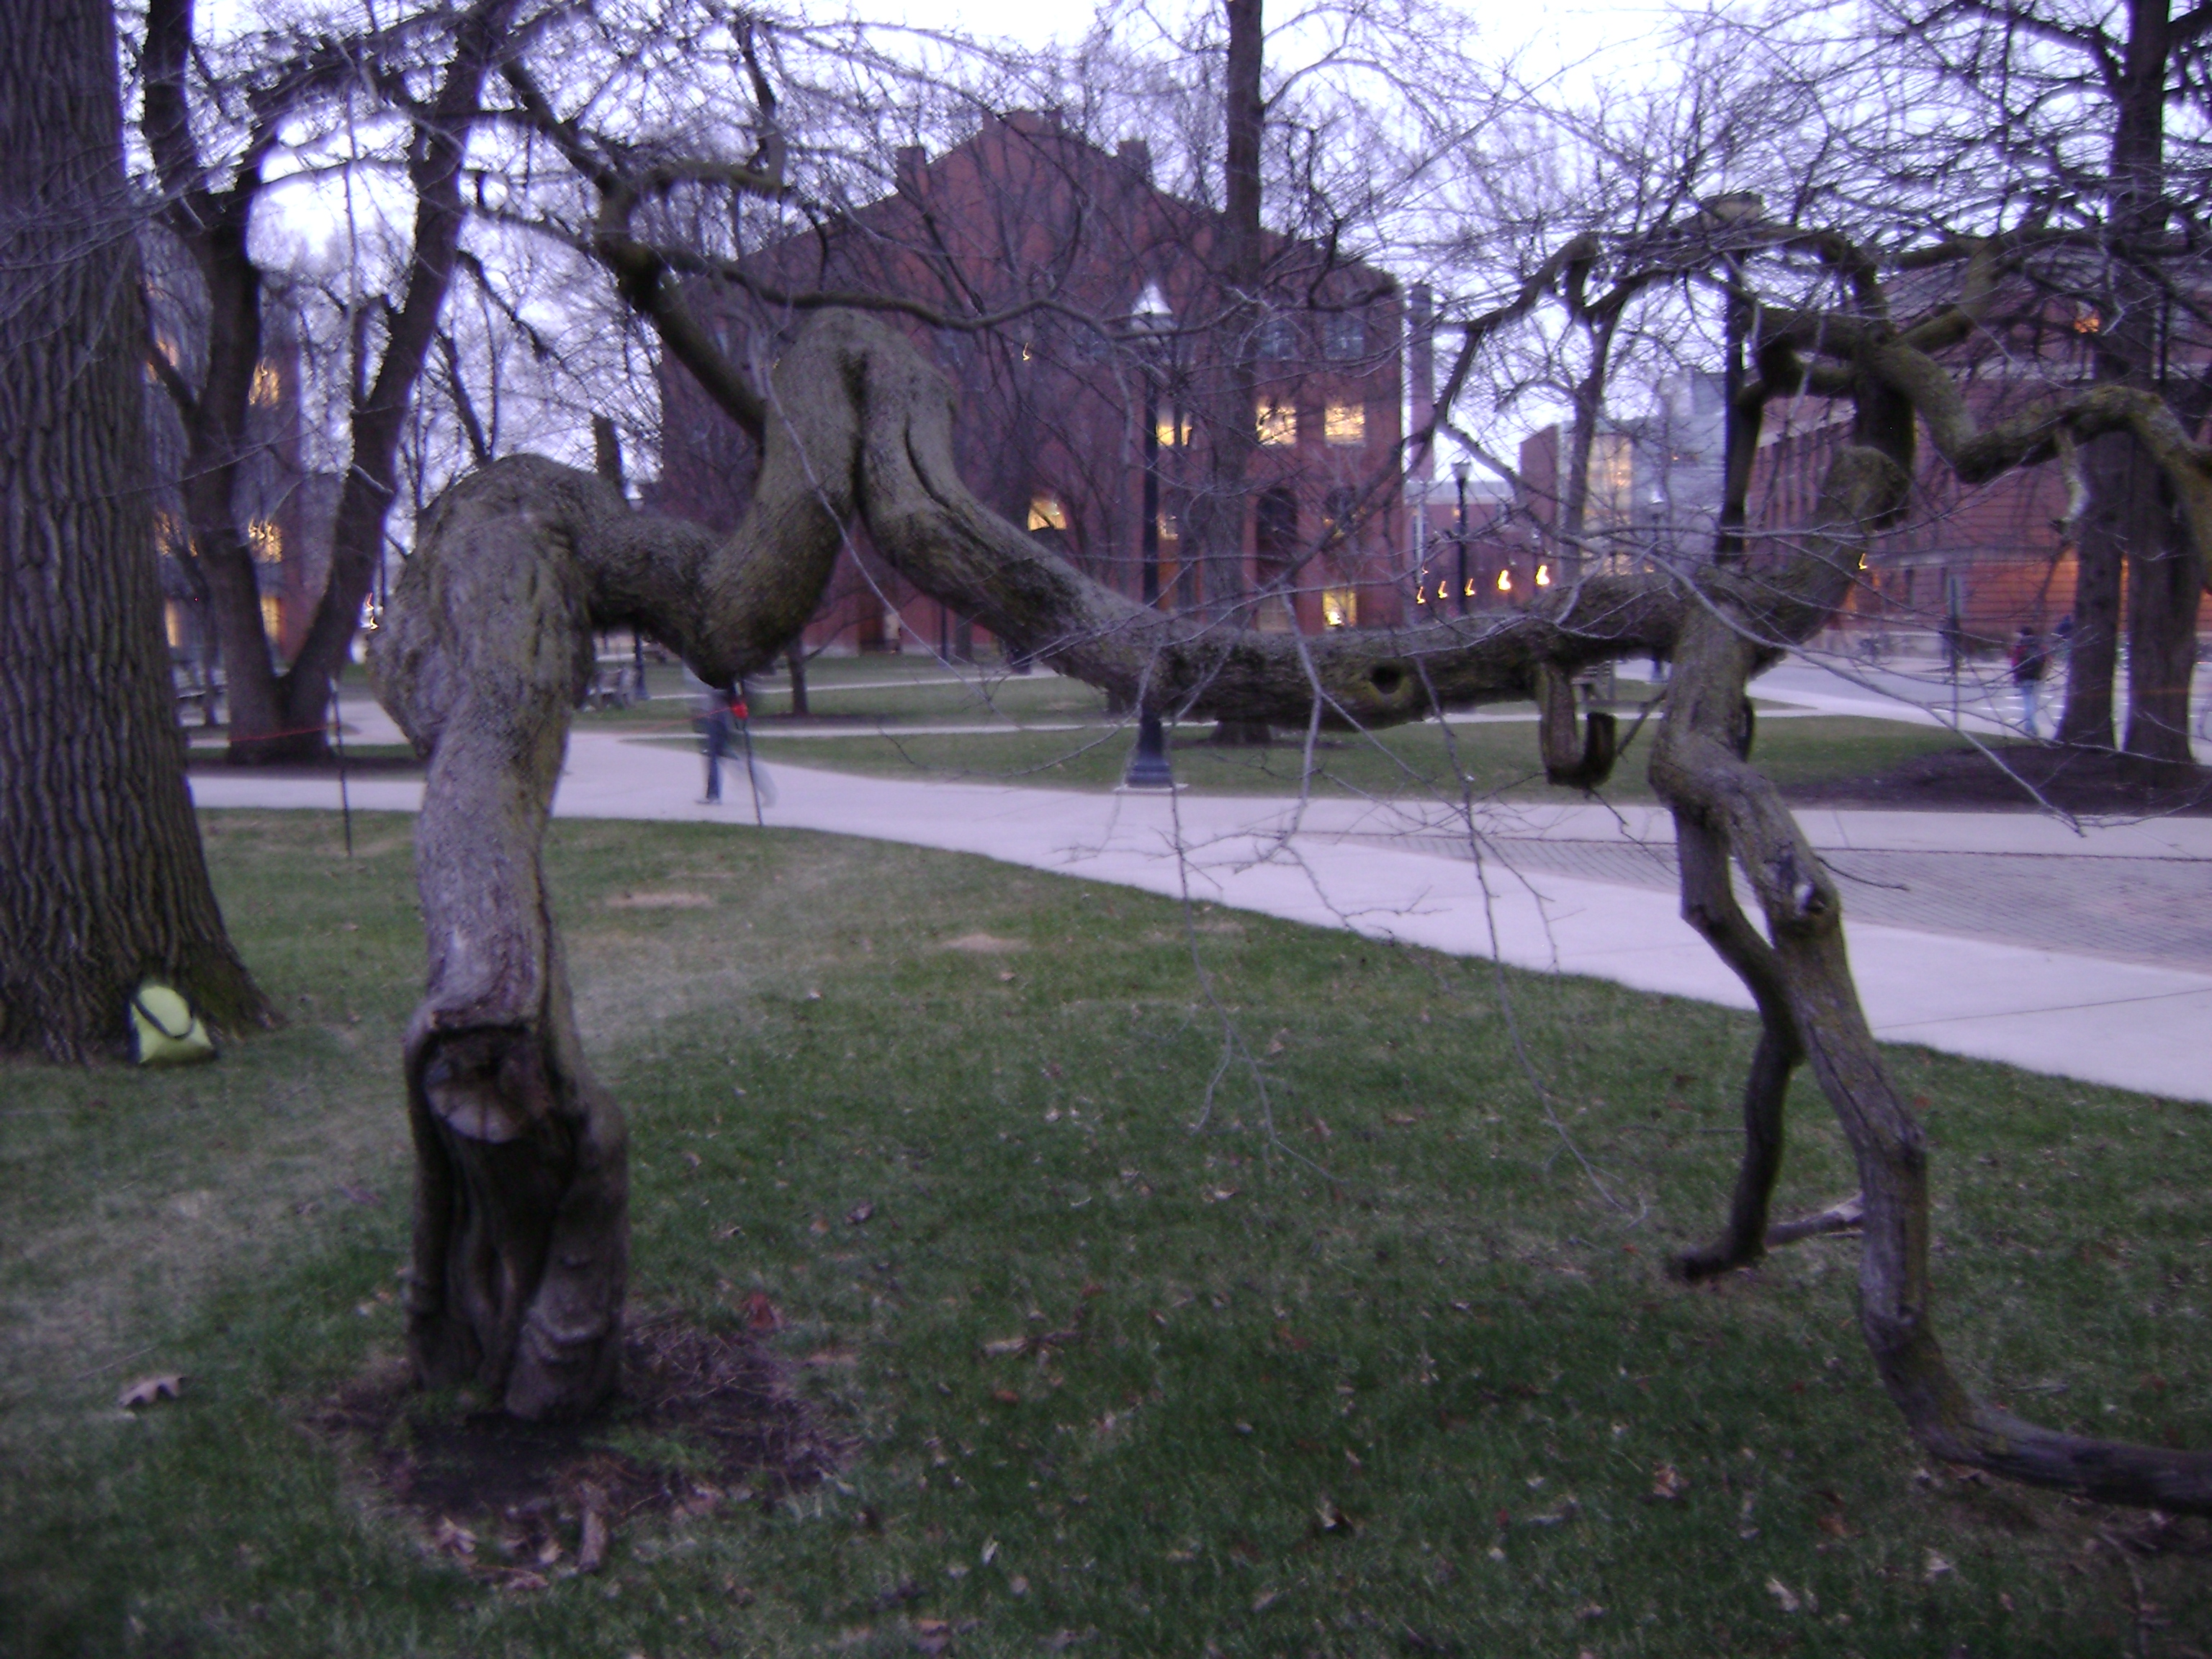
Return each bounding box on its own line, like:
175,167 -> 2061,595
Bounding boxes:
1451,457 -> 1471,616
1122,280 -> 1177,792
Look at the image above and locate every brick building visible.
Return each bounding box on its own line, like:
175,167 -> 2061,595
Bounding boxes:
655,109 -> 1408,655
1498,295 -> 2191,655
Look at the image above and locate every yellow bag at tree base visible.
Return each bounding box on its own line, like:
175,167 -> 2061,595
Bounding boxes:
131,980 -> 215,1066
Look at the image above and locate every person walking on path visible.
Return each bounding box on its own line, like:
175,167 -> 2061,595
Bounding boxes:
698,683 -> 739,804
2010,623 -> 2049,739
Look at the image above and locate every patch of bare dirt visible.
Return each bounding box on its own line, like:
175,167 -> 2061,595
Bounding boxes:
603,889 -> 716,909
1786,742 -> 2212,817
318,1312 -> 844,1588
941,931 -> 1028,953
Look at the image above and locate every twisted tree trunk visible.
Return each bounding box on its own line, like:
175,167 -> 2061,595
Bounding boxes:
377,307 -> 2212,1510
0,0 -> 271,1061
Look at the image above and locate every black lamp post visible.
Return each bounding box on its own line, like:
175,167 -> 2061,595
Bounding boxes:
1451,457 -> 1471,616
1123,281 -> 1176,791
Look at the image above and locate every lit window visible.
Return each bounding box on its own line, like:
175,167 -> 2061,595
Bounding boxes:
1158,512 -> 1179,541
1028,495 -> 1069,532
1324,401 -> 1365,446
1321,587 -> 1357,627
251,361 -> 281,407
1154,409 -> 1187,448
261,593 -> 284,645
1256,316 -> 1295,360
1535,563 -> 1552,586
1496,569 -> 1512,593
1323,315 -> 1364,359
164,601 -> 186,649
2074,307 -> 2101,335
1256,400 -> 1297,446
247,519 -> 282,563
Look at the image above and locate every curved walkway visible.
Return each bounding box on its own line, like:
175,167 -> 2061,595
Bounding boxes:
190,716 -> 2212,1106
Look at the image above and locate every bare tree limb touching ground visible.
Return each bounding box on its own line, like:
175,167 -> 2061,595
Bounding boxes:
377,248 -> 2212,1509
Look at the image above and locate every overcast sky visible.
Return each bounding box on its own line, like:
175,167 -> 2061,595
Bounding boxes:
881,0 -> 1666,84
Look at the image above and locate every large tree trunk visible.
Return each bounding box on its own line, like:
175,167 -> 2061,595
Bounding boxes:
0,0 -> 271,1060
2121,500 -> 2203,773
2059,433 -> 2136,746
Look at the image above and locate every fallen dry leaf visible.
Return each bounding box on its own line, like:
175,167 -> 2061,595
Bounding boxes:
981,1335 -> 1028,1357
744,1290 -> 782,1332
846,1200 -> 875,1225
1649,1464 -> 1688,1501
575,1503 -> 609,1575
117,1374 -> 184,1411
1765,1577 -> 1801,1614
1923,1549 -> 1954,1583
1313,1496 -> 1354,1534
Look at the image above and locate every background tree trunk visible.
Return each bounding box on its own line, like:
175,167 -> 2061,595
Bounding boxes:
143,0 -> 515,766
0,0 -> 271,1060
2059,434 -> 2134,746
1198,0 -> 1269,743
2121,500 -> 2203,771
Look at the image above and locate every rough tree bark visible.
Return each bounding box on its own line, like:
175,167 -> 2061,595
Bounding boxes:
377,276 -> 2212,1504
0,0 -> 272,1060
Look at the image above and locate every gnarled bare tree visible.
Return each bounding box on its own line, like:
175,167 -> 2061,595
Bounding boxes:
369,23 -> 2212,1518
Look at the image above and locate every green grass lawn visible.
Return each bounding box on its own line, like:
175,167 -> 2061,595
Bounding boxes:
4,811 -> 2206,1658
568,655 -> 1110,732
733,714 -> 1977,803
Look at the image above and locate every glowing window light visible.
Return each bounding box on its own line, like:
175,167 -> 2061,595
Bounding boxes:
247,519 -> 282,563
1256,400 -> 1297,446
1496,570 -> 1512,593
1027,495 -> 1069,532
1535,564 -> 1552,587
251,361 -> 281,406
1463,578 -> 1476,597
1321,587 -> 1356,627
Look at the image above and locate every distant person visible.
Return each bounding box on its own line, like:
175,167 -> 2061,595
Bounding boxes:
697,683 -> 739,804
2009,623 -> 2049,738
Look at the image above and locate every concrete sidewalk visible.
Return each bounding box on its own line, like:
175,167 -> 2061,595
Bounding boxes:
189,726 -> 2212,1106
